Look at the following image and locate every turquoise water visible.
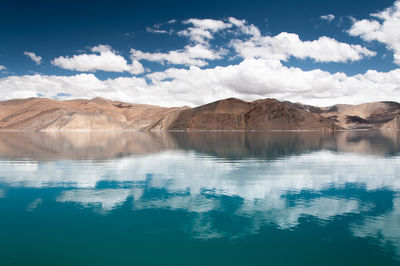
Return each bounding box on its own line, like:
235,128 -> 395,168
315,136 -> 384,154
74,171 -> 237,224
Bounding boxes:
0,131 -> 399,265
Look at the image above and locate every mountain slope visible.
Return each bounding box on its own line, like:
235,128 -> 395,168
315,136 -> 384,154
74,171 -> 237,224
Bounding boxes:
320,102 -> 400,129
6,97 -> 400,131
168,98 -> 340,130
0,97 -> 186,131
290,101 -> 400,130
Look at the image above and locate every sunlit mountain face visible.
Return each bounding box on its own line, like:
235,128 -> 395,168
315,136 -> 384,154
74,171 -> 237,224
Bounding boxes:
0,131 -> 399,265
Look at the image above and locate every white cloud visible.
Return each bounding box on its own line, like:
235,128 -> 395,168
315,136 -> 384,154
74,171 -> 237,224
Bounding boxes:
24,51 -> 42,65
349,0 -> 400,64
228,17 -> 261,37
131,44 -> 223,66
51,45 -> 144,74
0,73 -> 148,103
146,27 -> 170,34
139,17 -> 375,68
231,32 -> 376,62
146,20 -> 176,34
320,14 -> 335,22
178,18 -> 232,44
147,58 -> 400,106
0,65 -> 6,71
184,18 -> 232,32
2,57 -> 400,107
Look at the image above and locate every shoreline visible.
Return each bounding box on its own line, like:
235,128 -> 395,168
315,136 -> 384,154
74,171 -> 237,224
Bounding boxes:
0,129 -> 398,132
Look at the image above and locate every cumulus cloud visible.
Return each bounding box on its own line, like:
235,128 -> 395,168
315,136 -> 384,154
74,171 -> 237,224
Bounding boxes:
231,32 -> 376,62
24,51 -> 42,65
184,18 -> 232,31
146,58 -> 400,106
0,65 -> 6,71
0,73 -> 148,103
178,18 -> 232,44
134,17 -> 374,68
228,17 -> 261,37
131,44 -> 223,66
349,0 -> 400,64
52,45 -> 144,74
2,58 -> 400,107
320,14 -> 335,22
227,18 -> 374,63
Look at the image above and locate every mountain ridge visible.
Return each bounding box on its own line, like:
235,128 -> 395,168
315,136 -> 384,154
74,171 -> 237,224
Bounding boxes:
0,97 -> 399,131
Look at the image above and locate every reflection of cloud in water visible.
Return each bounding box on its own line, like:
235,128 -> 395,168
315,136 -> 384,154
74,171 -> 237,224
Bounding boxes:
1,151 -> 400,194
57,189 -> 130,212
57,186 -> 361,238
26,198 -> 43,212
1,147 -> 400,241
239,197 -> 360,229
351,196 -> 400,259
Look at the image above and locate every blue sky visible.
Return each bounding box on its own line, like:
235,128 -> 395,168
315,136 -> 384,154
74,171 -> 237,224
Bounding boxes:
0,0 -> 400,106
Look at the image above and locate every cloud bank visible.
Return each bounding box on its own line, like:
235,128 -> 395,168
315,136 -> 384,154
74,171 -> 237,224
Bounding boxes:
2,58 -> 400,107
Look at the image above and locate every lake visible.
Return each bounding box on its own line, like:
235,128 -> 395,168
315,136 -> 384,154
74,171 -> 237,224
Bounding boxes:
0,131 -> 399,265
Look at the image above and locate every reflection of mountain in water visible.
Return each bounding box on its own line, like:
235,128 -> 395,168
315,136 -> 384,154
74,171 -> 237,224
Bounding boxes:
0,131 -> 399,160
0,131 -> 178,160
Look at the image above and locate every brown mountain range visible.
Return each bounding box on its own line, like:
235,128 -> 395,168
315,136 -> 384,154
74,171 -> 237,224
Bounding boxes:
0,97 -> 399,131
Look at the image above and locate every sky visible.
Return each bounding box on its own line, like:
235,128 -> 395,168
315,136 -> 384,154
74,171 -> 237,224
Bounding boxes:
0,0 -> 400,107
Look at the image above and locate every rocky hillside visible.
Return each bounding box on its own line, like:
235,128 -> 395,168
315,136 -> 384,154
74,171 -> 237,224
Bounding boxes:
291,101 -> 400,130
0,97 -> 186,131
1,97 -> 399,131
168,98 -> 340,130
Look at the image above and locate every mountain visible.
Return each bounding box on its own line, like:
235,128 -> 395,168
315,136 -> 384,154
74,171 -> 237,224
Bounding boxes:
0,97 -> 340,131
320,102 -> 400,130
0,97 -> 399,131
168,98 -> 339,130
0,97 -> 186,131
291,101 -> 400,130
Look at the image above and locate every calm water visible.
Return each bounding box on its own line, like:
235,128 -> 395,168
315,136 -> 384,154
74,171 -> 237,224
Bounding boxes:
0,131 -> 400,265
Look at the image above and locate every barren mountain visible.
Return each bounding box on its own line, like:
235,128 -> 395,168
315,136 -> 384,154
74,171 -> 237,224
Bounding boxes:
320,102 -> 400,130
291,101 -> 400,130
168,98 -> 340,130
0,97 -> 186,131
0,97 -> 399,131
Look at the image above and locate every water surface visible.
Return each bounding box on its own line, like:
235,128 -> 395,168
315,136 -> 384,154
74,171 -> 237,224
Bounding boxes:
0,131 -> 399,265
